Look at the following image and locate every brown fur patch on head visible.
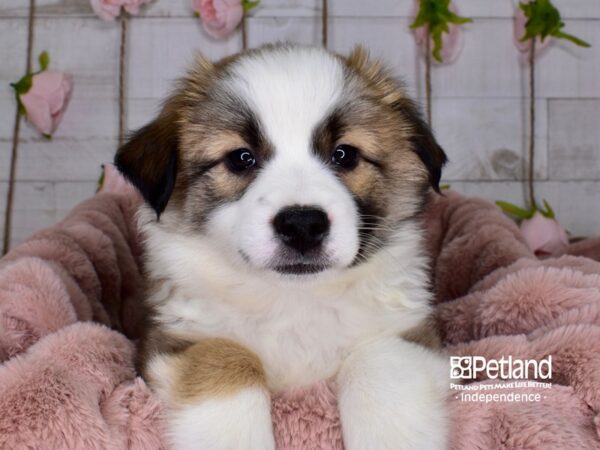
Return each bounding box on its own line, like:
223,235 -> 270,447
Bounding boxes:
342,46 -> 447,195
310,66 -> 430,259
183,132 -> 247,162
303,45 -> 447,261
115,51 -> 275,228
114,104 -> 180,217
346,46 -> 406,107
114,54 -> 219,218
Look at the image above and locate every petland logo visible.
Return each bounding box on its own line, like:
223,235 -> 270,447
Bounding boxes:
450,356 -> 552,381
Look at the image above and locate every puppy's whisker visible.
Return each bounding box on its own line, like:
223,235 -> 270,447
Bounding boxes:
358,227 -> 395,233
355,233 -> 419,280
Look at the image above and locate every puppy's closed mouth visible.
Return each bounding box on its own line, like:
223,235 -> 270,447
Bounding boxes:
273,263 -> 328,275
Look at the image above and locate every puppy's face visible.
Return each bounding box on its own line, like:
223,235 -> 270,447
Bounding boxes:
116,45 -> 446,277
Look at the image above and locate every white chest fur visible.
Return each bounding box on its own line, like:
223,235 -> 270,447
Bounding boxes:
144,221 -> 432,392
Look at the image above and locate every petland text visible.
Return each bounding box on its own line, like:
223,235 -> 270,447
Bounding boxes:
450,355 -> 552,381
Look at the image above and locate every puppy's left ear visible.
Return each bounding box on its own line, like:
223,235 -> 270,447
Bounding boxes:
400,102 -> 448,193
346,47 -> 447,192
114,112 -> 178,217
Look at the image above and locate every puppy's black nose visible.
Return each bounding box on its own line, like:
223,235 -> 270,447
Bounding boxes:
273,207 -> 330,253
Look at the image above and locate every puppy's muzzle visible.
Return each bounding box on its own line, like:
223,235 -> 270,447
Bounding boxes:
273,206 -> 330,254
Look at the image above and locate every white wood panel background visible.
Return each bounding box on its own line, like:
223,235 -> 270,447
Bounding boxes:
1,0 -> 599,247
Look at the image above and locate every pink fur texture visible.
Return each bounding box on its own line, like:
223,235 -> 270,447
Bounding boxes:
1,183 -> 599,449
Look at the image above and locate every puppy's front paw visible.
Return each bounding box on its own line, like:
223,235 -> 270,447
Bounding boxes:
146,339 -> 274,450
338,336 -> 449,450
166,386 -> 275,450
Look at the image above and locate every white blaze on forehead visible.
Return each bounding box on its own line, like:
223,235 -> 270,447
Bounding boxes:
225,46 -> 345,157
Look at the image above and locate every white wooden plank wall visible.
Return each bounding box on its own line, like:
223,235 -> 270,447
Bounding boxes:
1,0 -> 599,247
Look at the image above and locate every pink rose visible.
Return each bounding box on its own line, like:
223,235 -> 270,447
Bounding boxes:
513,6 -> 551,63
411,1 -> 465,65
193,0 -> 244,39
520,212 -> 569,256
122,0 -> 151,15
20,71 -> 73,137
90,0 -> 150,21
90,0 -> 123,20
100,164 -> 142,201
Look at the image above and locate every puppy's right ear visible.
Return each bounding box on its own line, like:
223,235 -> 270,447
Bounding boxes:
114,114 -> 178,218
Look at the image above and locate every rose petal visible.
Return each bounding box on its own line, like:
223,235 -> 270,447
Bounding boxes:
191,0 -> 203,13
123,0 -> 151,15
90,0 -> 122,21
221,4 -> 243,35
20,71 -> 72,136
198,0 -> 217,20
440,24 -> 464,64
28,71 -> 63,96
201,0 -> 243,39
36,72 -> 67,115
100,164 -> 142,200
520,212 -> 568,256
20,92 -> 53,135
50,75 -> 73,133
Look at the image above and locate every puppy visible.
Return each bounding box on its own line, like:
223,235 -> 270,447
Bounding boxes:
116,44 -> 449,450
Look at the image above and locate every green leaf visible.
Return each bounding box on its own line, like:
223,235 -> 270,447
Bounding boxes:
410,0 -> 472,63
552,30 -> 591,47
432,30 -> 443,62
42,133 -> 52,140
38,51 -> 50,72
541,199 -> 555,219
447,12 -> 472,25
242,0 -> 260,12
410,15 -> 427,29
193,11 -> 200,18
97,165 -> 105,192
10,73 -> 33,95
496,201 -> 533,220
519,0 -> 590,48
14,92 -> 26,115
11,73 -> 34,116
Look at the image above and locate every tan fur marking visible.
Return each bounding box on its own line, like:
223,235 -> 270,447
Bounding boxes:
401,317 -> 442,350
346,46 -> 405,106
341,128 -> 387,161
338,125 -> 429,222
182,132 -> 247,161
172,338 -> 267,403
342,163 -> 380,196
207,165 -> 254,198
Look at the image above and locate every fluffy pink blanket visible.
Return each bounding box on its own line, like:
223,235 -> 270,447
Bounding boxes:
1,177 -> 600,449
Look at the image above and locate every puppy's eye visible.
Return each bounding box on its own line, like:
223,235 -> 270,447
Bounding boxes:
331,144 -> 359,170
226,148 -> 256,172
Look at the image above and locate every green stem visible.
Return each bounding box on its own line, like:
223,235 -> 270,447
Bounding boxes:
118,14 -> 128,148
4,0 -> 35,254
528,39 -> 536,210
425,30 -> 432,126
